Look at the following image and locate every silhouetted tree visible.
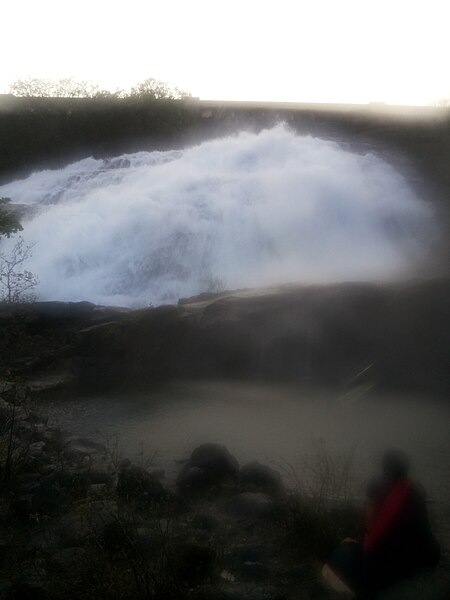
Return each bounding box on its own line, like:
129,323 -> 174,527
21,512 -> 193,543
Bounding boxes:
9,77 -> 191,100
0,198 -> 23,238
0,200 -> 38,303
0,237 -> 38,303
130,77 -> 190,100
9,77 -> 100,98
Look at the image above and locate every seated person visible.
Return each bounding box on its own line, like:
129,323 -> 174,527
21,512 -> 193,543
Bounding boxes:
322,449 -> 440,598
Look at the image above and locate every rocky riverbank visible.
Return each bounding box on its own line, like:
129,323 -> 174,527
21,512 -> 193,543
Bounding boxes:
0,386 -> 359,600
1,387 -> 450,600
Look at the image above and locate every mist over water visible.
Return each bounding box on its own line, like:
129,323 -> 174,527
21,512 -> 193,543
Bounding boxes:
0,125 -> 436,306
42,381 -> 450,503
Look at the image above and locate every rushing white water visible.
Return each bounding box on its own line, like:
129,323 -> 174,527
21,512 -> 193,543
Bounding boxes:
0,125 -> 436,306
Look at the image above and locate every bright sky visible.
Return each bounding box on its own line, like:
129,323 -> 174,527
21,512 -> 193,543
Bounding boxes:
2,0 -> 449,105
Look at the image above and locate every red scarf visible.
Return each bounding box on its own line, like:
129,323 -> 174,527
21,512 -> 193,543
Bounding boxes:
363,478 -> 413,552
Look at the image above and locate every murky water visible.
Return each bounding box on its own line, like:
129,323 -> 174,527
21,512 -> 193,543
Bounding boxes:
39,380 -> 450,506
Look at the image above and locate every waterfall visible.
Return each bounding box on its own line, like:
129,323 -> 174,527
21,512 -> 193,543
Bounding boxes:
0,125 -> 436,307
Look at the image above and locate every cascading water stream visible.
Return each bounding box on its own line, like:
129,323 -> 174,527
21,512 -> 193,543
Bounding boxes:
0,125 -> 436,307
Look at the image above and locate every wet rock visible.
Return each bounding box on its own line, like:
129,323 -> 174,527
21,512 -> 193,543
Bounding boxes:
239,462 -> 284,496
29,441 -> 46,455
177,443 -> 239,488
226,493 -> 275,519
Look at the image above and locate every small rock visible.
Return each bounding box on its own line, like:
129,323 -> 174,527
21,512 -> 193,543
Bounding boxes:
29,441 -> 46,455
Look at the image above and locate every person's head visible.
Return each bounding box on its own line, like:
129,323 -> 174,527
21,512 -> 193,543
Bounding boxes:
381,448 -> 410,484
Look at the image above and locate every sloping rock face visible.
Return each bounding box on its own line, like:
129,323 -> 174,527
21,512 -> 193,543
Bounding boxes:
1,278 -> 449,395
77,278 -> 450,394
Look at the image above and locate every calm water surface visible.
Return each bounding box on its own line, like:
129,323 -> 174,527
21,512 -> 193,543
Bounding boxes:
40,380 -> 450,506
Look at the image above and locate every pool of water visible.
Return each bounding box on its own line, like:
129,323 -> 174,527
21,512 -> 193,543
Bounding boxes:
39,380 -> 450,507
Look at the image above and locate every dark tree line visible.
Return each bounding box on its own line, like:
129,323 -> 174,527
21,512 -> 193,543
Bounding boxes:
9,77 -> 191,100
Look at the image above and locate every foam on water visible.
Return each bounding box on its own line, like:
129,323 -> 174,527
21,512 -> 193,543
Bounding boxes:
0,125 -> 436,306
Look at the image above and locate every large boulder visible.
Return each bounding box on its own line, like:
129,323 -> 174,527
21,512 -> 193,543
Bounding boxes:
238,462 -> 284,496
177,444 -> 239,489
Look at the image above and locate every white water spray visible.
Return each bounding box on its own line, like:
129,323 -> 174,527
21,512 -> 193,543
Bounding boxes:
0,125 -> 436,306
